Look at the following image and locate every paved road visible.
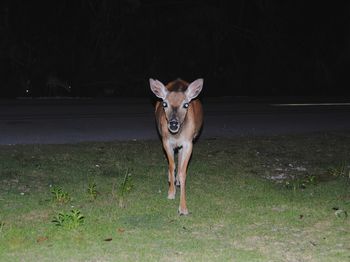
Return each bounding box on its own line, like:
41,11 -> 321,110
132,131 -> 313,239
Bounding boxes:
0,97 -> 350,145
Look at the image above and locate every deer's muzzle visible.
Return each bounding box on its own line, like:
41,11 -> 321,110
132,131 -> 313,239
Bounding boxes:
168,120 -> 179,133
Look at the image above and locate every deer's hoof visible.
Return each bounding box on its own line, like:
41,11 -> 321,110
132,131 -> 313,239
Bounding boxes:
178,208 -> 189,216
167,192 -> 175,200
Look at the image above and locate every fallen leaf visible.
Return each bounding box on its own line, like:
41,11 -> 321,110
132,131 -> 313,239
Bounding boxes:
37,236 -> 48,243
310,241 -> 317,246
103,238 -> 113,241
335,209 -> 348,218
117,228 -> 125,233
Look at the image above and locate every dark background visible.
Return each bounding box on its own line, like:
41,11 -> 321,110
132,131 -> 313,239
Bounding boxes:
1,0 -> 350,98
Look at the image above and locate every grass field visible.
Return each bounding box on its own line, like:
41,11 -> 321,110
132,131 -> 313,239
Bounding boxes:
0,132 -> 349,261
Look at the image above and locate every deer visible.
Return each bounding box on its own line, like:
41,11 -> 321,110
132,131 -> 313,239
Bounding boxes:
45,74 -> 72,97
149,78 -> 204,215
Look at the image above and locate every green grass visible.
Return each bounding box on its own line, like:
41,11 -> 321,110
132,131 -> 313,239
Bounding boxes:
0,132 -> 349,261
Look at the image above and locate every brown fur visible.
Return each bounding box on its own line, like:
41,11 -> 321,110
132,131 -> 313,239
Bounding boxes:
166,79 -> 189,92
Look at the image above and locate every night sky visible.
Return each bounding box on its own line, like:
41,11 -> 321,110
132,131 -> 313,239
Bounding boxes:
1,0 -> 350,98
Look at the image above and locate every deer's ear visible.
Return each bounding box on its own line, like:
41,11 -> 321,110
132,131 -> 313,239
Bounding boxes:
149,78 -> 168,99
186,78 -> 203,100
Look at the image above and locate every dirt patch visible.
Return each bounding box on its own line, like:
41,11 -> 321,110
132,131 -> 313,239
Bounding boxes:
20,209 -> 51,222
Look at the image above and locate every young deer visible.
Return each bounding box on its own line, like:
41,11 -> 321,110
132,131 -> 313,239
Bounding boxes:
45,75 -> 71,96
150,78 -> 203,215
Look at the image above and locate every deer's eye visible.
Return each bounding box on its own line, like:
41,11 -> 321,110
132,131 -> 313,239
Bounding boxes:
183,103 -> 189,109
162,101 -> 168,108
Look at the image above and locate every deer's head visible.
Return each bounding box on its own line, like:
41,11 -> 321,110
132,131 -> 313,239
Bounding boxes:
150,78 -> 203,134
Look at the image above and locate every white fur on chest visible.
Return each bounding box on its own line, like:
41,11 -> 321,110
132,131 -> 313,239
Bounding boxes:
168,133 -> 189,149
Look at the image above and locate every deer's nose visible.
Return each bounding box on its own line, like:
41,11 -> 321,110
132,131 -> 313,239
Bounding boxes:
169,120 -> 179,132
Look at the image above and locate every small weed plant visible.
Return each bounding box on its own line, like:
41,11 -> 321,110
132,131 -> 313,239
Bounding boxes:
51,186 -> 70,204
52,209 -> 85,229
0,221 -> 4,235
117,171 -> 134,208
87,182 -> 98,200
329,162 -> 349,179
284,174 -> 317,191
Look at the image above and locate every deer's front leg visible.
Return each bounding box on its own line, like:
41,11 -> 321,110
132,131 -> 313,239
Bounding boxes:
163,141 -> 176,199
177,142 -> 193,215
